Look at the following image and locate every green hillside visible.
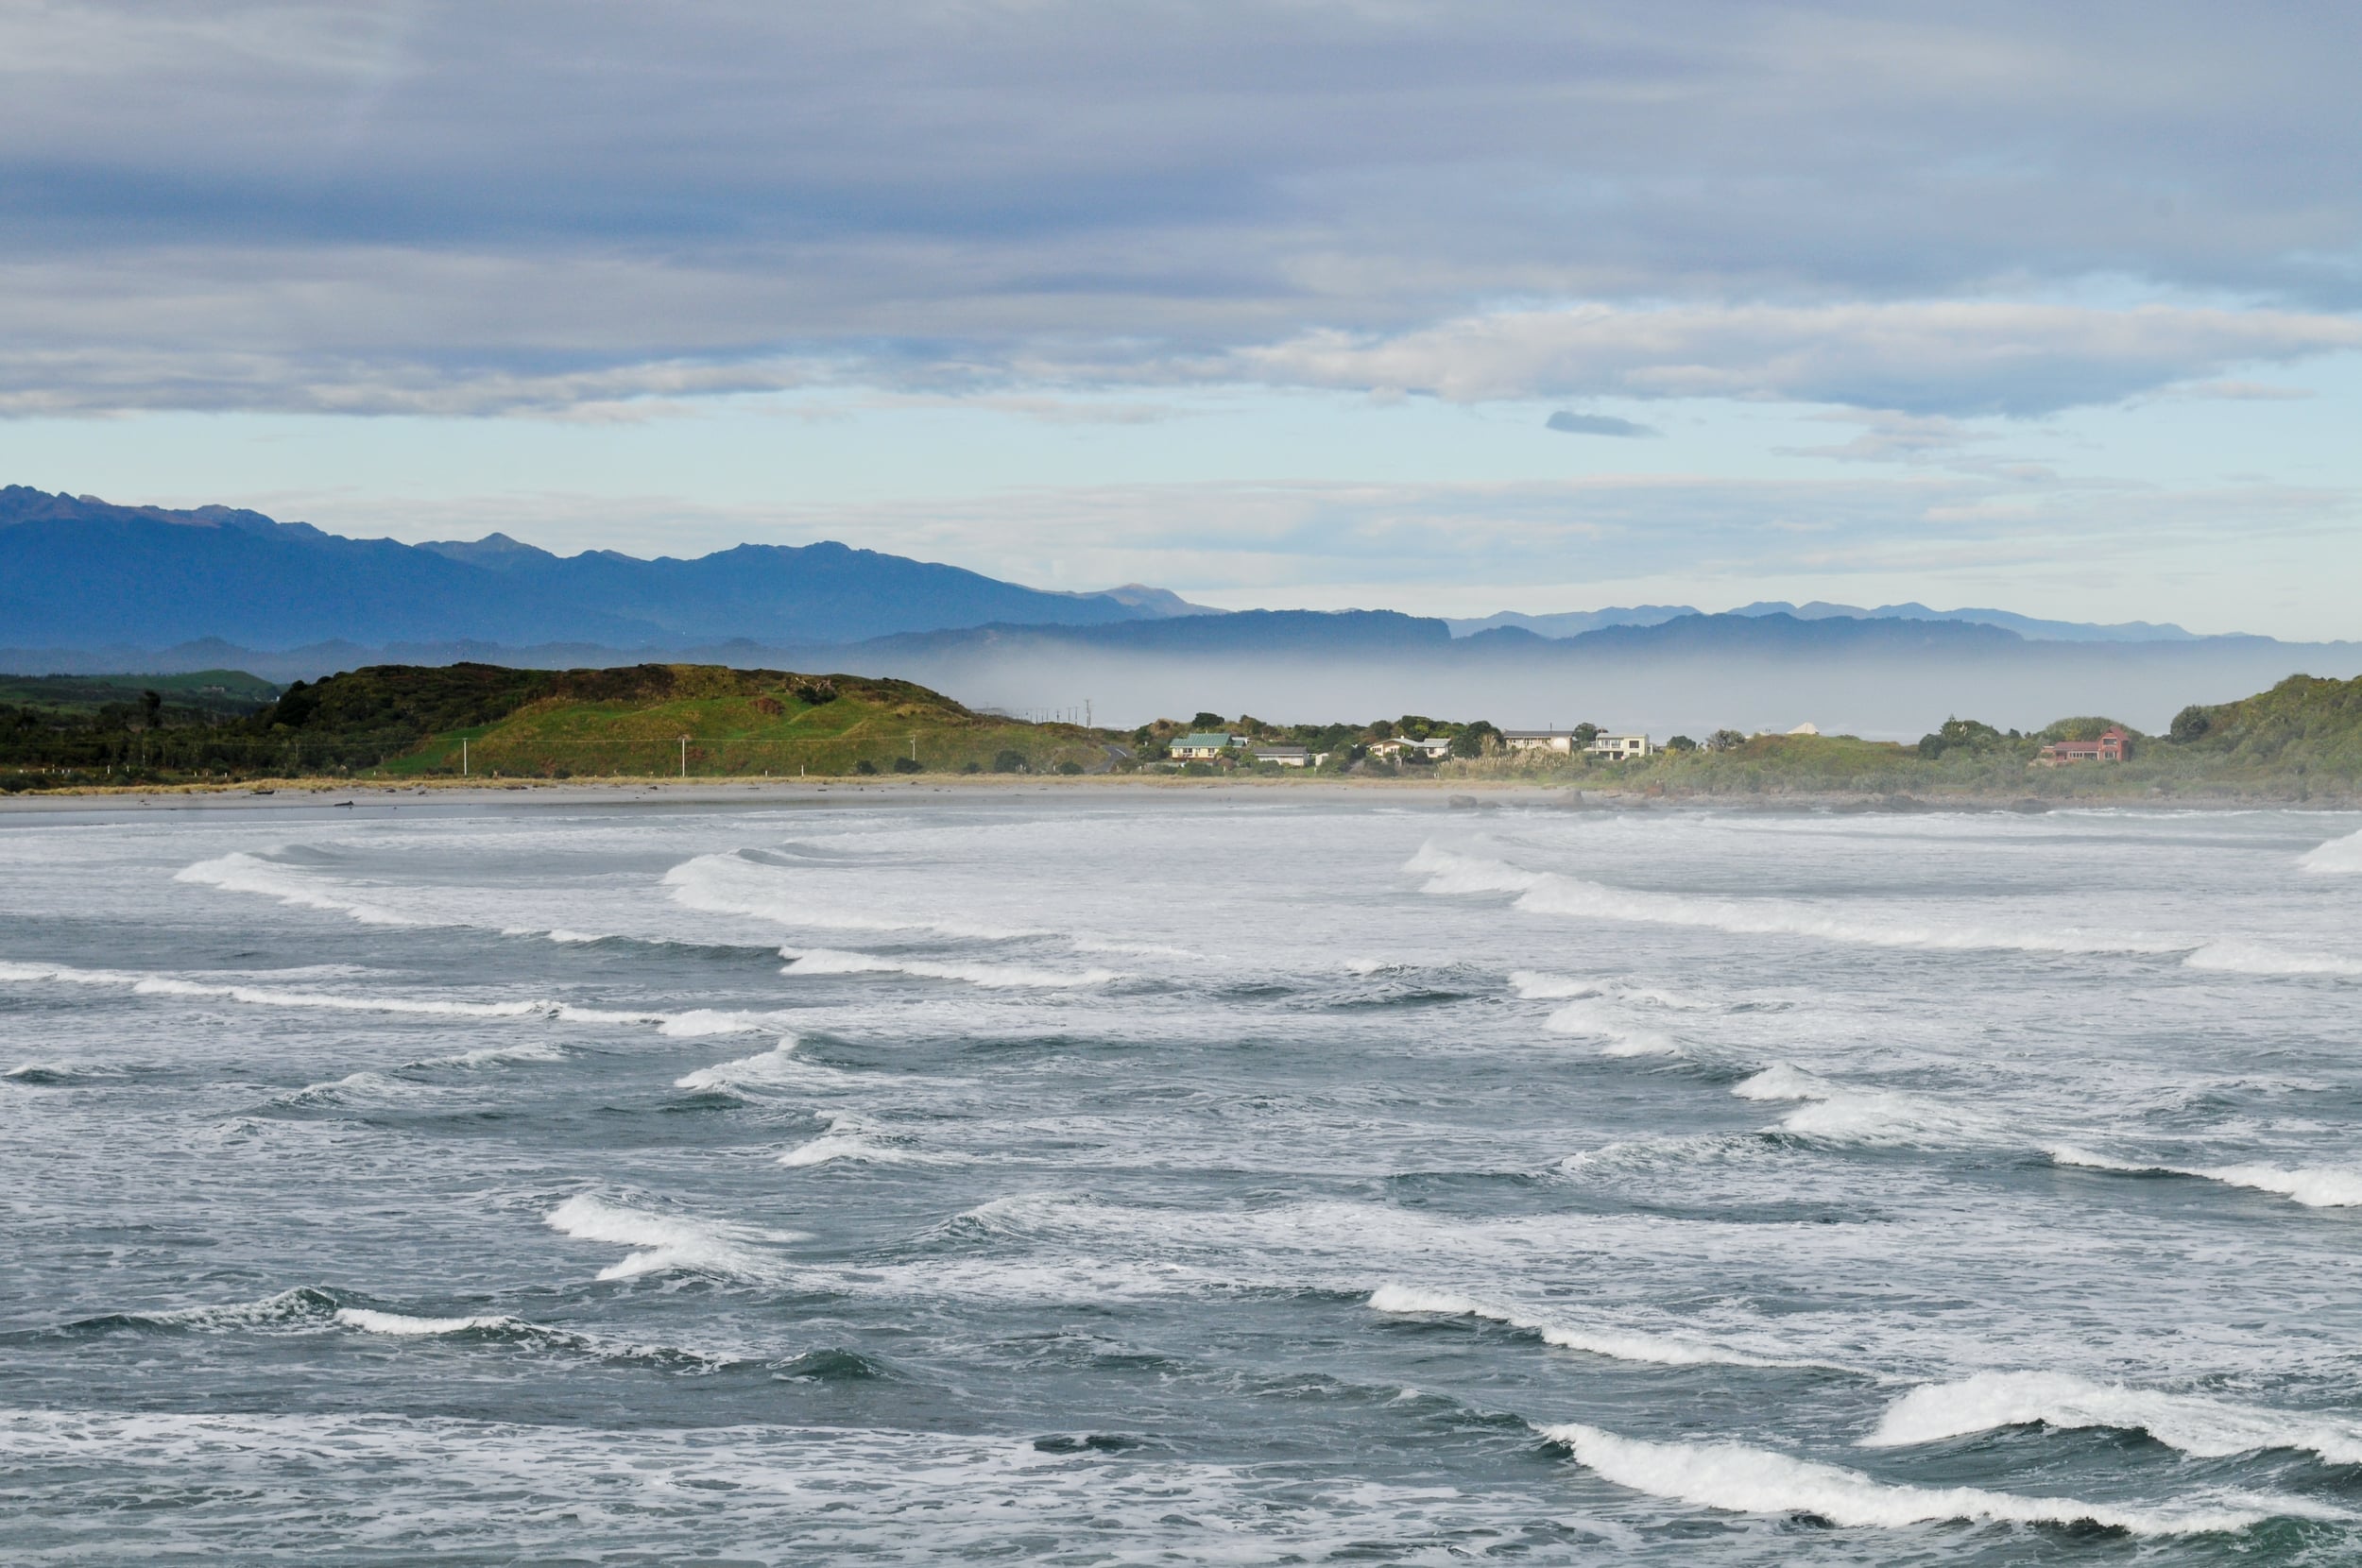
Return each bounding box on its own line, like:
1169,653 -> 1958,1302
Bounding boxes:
284,663 -> 1112,779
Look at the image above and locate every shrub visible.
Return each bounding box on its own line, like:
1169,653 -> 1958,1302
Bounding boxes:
961,760 -> 983,774
992,749 -> 1028,774
854,758 -> 878,775
1055,760 -> 1085,775
891,757 -> 923,774
2170,705 -> 2212,742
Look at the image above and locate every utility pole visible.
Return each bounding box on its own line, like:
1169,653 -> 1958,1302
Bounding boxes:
461,738 -> 468,776
679,735 -> 689,778
1086,699 -> 1092,728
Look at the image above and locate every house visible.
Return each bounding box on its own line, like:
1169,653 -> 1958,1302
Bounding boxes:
1253,745 -> 1317,767
1501,729 -> 1580,754
2039,726 -> 2129,765
1585,733 -> 1652,759
1369,736 -> 1454,761
1170,732 -> 1243,760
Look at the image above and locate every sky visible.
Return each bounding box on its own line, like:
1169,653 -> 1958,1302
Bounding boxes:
3,1 -> 2358,636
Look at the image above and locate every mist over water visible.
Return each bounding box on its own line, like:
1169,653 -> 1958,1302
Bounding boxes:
5,793 -> 2362,1562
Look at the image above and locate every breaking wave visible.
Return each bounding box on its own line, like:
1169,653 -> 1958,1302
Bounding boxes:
778,1110 -> 928,1168
1735,1065 -> 1997,1146
1868,1371 -> 2362,1465
1543,997 -> 1679,1057
543,1194 -> 800,1282
175,851 -> 417,926
780,947 -> 1116,990
2182,941 -> 2362,978
663,852 -> 1046,942
1368,1286 -> 1822,1372
2300,826 -> 2362,876
2047,1146 -> 2362,1207
1535,1421 -> 2313,1534
0,958 -> 756,1034
1410,844 -> 2182,956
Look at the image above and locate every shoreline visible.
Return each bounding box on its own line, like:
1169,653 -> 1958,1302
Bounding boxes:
0,774 -> 2347,814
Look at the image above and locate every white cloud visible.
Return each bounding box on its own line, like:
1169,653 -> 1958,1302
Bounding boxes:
1222,303 -> 2362,416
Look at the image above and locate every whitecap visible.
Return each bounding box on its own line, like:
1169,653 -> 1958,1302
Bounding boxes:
1867,1371 -> 2362,1465
662,852 -> 1047,942
2047,1146 -> 2362,1208
2299,826 -> 2362,876
1536,1421 -> 2314,1534
1368,1286 -> 1821,1372
1544,998 -> 1679,1057
334,1307 -> 519,1337
175,850 -> 416,926
1411,843 -> 2182,956
1508,971 -> 1599,1000
780,946 -> 1116,990
543,1194 -> 799,1281
777,1111 -> 925,1168
1735,1065 -> 1995,1146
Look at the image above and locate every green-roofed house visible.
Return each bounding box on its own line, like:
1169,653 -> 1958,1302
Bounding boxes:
1171,732 -> 1244,760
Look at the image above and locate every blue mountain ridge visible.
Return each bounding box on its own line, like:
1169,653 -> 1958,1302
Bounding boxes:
0,487 -> 1207,650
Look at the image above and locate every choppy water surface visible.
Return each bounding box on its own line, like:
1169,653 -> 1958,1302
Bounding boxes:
6,793 -> 2362,1564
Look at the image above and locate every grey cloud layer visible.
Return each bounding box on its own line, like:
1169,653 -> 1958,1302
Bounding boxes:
3,1 -> 2358,415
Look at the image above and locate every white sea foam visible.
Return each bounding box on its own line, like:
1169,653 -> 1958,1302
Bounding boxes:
1867,1371 -> 2362,1464
1536,1421 -> 2303,1534
334,1307 -> 517,1337
1409,843 -> 2182,956
175,851 -> 417,926
2299,826 -> 2362,875
780,946 -> 1116,990
1509,971 -> 1598,1000
543,1194 -> 798,1281
2183,940 -> 2362,977
2047,1146 -> 2362,1207
111,1287 -> 340,1331
1368,1286 -> 1815,1371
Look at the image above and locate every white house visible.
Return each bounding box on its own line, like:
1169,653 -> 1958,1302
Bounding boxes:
1500,729 -> 1579,754
1368,736 -> 1454,761
1585,733 -> 1652,759
1170,732 -> 1243,760
1253,745 -> 1318,767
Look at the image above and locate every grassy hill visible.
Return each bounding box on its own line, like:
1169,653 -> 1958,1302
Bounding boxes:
279,663 -> 1112,779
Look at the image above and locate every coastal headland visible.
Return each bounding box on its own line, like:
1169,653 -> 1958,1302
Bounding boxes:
5,660 -> 2359,807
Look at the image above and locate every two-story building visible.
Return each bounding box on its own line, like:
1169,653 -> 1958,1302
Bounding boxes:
1585,733 -> 1652,759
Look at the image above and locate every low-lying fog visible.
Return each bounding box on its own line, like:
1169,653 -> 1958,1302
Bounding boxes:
847,645 -> 2362,740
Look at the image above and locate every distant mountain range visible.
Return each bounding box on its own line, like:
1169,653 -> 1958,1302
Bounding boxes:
1446,601 -> 2222,644
0,487 -> 1208,650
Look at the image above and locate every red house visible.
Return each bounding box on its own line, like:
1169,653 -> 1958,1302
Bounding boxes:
2040,726 -> 2129,764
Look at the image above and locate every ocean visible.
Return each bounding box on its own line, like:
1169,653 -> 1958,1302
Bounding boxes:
4,791 -> 2362,1563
